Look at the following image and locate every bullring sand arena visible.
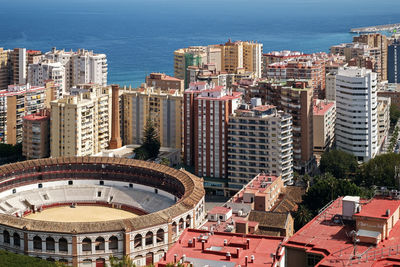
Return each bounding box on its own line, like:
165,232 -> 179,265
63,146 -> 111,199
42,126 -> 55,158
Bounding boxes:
25,205 -> 138,222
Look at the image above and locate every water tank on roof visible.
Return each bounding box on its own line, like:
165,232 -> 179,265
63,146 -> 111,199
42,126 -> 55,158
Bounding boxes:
342,196 -> 360,220
251,97 -> 262,107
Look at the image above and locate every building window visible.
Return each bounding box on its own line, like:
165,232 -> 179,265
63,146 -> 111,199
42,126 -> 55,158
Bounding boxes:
307,253 -> 323,267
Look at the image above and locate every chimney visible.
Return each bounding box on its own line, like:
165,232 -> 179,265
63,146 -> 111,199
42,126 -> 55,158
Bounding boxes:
246,239 -> 250,249
174,254 -> 178,263
201,240 -> 205,251
245,256 -> 248,266
193,237 -> 196,247
226,252 -> 231,261
109,84 -> 122,149
236,248 -> 240,258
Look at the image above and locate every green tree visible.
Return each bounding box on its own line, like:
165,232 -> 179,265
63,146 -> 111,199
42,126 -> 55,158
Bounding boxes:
357,153 -> 400,187
108,255 -> 136,267
0,250 -> 64,267
293,204 -> 313,231
390,104 -> 400,125
160,157 -> 170,166
134,119 -> 161,160
319,149 -> 358,179
302,173 -> 362,214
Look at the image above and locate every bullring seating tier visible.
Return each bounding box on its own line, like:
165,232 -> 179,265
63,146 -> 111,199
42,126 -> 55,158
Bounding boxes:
0,185 -> 175,216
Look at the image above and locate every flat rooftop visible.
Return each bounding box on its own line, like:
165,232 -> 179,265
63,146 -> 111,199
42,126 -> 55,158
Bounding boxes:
285,197 -> 400,266
157,229 -> 285,267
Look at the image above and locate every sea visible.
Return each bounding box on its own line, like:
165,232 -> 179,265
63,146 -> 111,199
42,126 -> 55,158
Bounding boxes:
1,0 -> 400,87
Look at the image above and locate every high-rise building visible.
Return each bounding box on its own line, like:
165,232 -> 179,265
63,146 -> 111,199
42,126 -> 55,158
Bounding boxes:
264,80 -> 314,174
313,99 -> 336,160
377,97 -> 390,152
0,84 -> 46,144
121,86 -> 182,150
174,40 -> 262,88
0,48 -> 11,90
353,33 -> 388,81
335,67 -> 378,162
220,40 -> 263,78
50,84 -> 112,157
227,100 -> 293,188
174,46 -> 208,88
11,48 -> 26,85
45,48 -> 107,91
388,39 -> 400,83
22,109 -> 50,159
183,82 -> 242,183
325,72 -> 336,101
145,73 -> 184,93
28,61 -> 66,96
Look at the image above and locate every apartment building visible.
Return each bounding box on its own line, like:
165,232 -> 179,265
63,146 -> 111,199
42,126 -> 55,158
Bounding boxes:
325,72 -> 336,101
262,80 -> 314,174
11,48 -> 26,85
353,33 -> 388,81
121,86 -> 182,150
145,72 -> 184,93
220,40 -> 263,78
388,39 -> 400,83
22,109 -> 50,159
184,82 -> 242,187
174,46 -> 208,87
377,97 -> 390,152
0,48 -> 11,90
28,61 -> 66,96
0,84 -> 46,144
266,59 -> 325,97
262,50 -> 304,77
174,40 -> 262,87
50,84 -> 112,157
335,67 -> 378,162
378,83 -> 400,109
45,48 -> 107,91
313,99 -> 336,160
227,100 -> 293,188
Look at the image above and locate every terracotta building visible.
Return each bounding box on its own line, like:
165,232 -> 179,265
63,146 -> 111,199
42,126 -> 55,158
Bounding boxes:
22,109 -> 50,159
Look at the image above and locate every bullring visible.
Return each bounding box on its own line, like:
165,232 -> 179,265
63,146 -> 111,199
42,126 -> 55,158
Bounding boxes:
0,157 -> 205,266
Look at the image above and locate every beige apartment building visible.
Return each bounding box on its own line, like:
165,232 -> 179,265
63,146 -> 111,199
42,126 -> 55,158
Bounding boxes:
50,84 -> 112,157
0,48 -> 11,89
313,99 -> 336,160
22,109 -> 50,159
121,86 -> 182,150
227,100 -> 293,188
0,84 -> 47,145
264,80 -> 314,174
353,33 -> 388,81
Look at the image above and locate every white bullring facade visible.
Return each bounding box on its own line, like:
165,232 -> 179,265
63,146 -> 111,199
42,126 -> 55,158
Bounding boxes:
0,157 -> 205,266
